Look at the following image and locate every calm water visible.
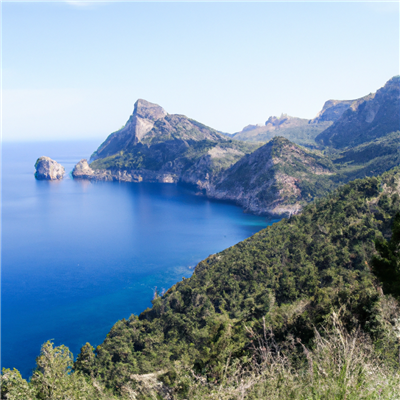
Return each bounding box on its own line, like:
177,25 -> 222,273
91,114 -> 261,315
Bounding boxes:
1,140 -> 279,378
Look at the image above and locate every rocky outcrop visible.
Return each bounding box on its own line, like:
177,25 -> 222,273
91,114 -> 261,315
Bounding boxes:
315,76 -> 400,148
34,156 -> 65,180
72,159 -> 178,183
72,159 -> 95,179
309,99 -> 354,124
90,99 -> 226,162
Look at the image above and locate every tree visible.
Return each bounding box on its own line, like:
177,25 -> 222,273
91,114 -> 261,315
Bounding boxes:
74,343 -> 95,376
372,212 -> 400,300
1,341 -> 110,400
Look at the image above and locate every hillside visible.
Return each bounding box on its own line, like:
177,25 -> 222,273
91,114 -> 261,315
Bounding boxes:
206,136 -> 337,215
232,114 -> 331,147
330,131 -> 400,181
316,76 -> 400,148
77,100 -> 259,185
77,168 -> 400,394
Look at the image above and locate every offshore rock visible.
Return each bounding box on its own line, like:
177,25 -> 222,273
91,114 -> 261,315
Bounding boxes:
72,159 -> 95,179
34,156 -> 65,180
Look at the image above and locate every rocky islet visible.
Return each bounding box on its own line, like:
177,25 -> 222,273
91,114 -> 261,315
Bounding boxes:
34,156 -> 65,180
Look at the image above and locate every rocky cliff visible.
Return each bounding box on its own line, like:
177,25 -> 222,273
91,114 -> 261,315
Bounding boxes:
309,99 -> 354,124
315,76 -> 400,148
34,156 -> 65,180
90,99 -> 227,161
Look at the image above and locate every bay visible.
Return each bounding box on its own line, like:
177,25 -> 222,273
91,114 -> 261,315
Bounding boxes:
1,140 -> 280,378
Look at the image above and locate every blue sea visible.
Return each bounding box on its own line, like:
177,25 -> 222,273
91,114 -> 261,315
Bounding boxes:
1,140 -> 280,378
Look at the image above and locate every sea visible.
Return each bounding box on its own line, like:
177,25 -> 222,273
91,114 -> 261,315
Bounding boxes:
1,140 -> 280,378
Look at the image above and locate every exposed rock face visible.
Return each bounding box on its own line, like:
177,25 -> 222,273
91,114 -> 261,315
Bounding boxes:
90,100 -> 168,161
206,137 -> 335,216
309,99 -> 354,124
72,159 -> 95,179
315,76 -> 400,148
72,158 -> 178,183
90,99 -> 225,162
34,156 -> 65,180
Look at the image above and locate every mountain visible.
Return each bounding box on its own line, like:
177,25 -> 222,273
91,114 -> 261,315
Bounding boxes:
82,100 -> 259,186
309,99 -> 354,124
232,114 -> 331,147
75,78 -> 399,218
206,136 -> 336,216
91,99 -> 225,161
315,76 -> 400,148
76,167 -> 400,393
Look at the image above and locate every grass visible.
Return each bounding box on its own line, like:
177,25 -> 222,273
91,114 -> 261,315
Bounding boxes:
152,311 -> 400,399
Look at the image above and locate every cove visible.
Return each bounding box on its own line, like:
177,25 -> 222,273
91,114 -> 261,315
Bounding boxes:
1,140 -> 281,378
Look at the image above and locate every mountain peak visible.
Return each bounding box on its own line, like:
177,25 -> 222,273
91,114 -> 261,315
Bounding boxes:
133,99 -> 167,121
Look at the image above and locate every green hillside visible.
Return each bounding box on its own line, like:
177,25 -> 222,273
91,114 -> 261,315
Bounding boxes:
85,168 -> 400,392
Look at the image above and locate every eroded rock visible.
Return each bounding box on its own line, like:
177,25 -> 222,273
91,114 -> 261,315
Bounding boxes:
72,159 -> 95,179
34,156 -> 65,180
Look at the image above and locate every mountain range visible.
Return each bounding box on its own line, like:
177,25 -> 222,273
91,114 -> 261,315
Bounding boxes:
73,76 -> 400,217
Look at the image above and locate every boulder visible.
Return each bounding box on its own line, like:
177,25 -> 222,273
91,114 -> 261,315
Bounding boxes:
34,156 -> 65,180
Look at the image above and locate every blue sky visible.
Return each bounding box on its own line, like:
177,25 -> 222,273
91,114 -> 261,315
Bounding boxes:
2,1 -> 399,141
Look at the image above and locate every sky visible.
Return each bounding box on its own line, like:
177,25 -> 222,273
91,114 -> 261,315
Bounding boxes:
1,1 -> 399,142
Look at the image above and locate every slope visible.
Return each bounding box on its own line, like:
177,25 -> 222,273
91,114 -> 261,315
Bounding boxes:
79,168 -> 400,392
315,76 -> 400,148
206,136 -> 337,215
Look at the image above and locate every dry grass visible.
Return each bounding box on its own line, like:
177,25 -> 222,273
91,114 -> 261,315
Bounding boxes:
152,311 -> 400,400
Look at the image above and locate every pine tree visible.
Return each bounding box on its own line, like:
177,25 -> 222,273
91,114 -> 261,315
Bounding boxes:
372,212 -> 400,299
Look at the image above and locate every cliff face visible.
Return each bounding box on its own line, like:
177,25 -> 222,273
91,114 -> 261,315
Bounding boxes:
315,76 -> 400,148
309,99 -> 354,124
91,99 -> 226,161
207,137 -> 335,216
34,156 -> 65,180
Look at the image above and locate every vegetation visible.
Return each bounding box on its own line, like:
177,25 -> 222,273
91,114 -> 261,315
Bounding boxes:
2,168 -> 400,399
330,131 -> 400,182
232,119 -> 332,148
1,341 -> 118,400
372,211 -> 400,300
315,76 -> 399,148
85,169 -> 400,390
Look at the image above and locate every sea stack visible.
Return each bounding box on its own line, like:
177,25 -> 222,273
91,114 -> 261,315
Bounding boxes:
72,159 -> 95,179
34,156 -> 65,180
